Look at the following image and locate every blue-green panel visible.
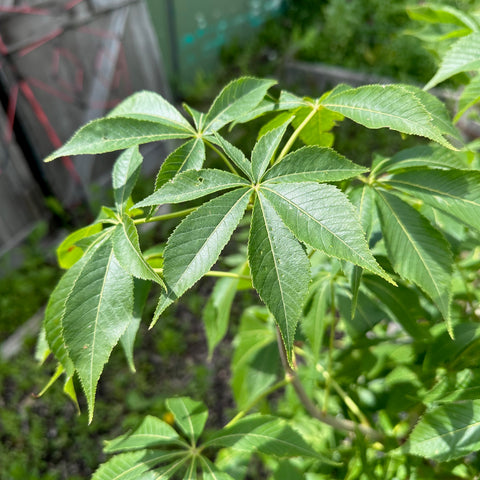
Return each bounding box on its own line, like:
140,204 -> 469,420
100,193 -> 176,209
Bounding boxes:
146,0 -> 284,88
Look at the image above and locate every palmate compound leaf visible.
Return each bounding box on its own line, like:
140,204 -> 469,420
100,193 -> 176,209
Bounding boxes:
152,188 -> 252,325
203,77 -> 277,133
262,146 -> 367,184
384,168 -> 480,232
248,192 -> 310,361
62,239 -> 134,422
259,183 -> 393,284
320,84 -> 456,149
425,31 -> 480,90
134,169 -> 250,209
374,189 -> 453,329
400,400 -> 480,462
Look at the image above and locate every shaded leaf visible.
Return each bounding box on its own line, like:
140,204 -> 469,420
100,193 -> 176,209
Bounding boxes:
212,133 -> 254,180
251,120 -> 291,181
62,241 -> 134,422
385,168 -> 480,232
291,106 -> 344,147
231,307 -> 279,410
120,279 -> 151,372
153,188 -> 251,324
200,457 -> 235,480
104,416 -> 184,453
401,400 -> 480,461
112,215 -> 164,284
375,190 -> 452,326
455,74 -> 480,121
56,224 -> 103,269
92,450 -> 184,480
424,369 -> 480,405
260,182 -> 391,282
135,169 -> 249,208
263,146 -> 366,184
248,193 -> 310,359
204,415 -> 327,460
166,397 -> 208,443
112,146 -> 143,214
155,138 -> 206,191
204,77 -> 277,132
375,145 -> 469,175
425,32 -> 480,89
407,4 -> 480,31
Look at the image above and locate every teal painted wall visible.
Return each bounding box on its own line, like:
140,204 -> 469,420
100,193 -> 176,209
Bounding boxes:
146,0 -> 284,89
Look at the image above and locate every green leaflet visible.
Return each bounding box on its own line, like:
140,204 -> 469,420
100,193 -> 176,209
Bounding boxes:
204,415 -> 328,460
248,193 -> 310,360
108,90 -> 193,130
424,369 -> 480,405
154,138 -> 206,190
182,102 -> 205,131
152,188 -> 251,324
56,223 -> 103,269
251,119 -> 291,181
135,169 -> 249,208
119,279 -> 151,373
455,74 -> 480,122
374,189 -> 452,328
263,146 -> 366,183
375,145 -> 469,175
211,133 -> 254,180
45,117 -> 193,162
385,168 -> 480,232
104,415 -> 184,453
231,307 -> 279,410
62,240 -> 134,422
425,32 -> 480,90
398,85 -> 462,144
112,215 -> 164,284
260,182 -> 392,283
166,397 -> 208,443
291,106 -> 344,147
401,400 -> 480,461
321,84 -> 456,149
407,4 -> 480,31
112,146 -> 143,214
203,77 -> 277,133
199,458 -> 235,480
92,450 -> 183,480
44,230 -> 112,375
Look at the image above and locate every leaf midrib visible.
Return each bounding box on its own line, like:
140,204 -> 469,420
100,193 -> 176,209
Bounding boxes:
261,185 -> 375,267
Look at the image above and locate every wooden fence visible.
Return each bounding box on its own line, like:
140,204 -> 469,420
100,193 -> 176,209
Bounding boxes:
0,0 -> 171,255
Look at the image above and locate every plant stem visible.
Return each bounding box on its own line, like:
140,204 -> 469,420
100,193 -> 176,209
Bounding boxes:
275,105 -> 318,163
225,377 -> 292,428
204,139 -> 239,175
205,271 -> 251,281
276,327 -> 384,441
323,280 -> 336,413
133,207 -> 196,225
316,363 -> 371,427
